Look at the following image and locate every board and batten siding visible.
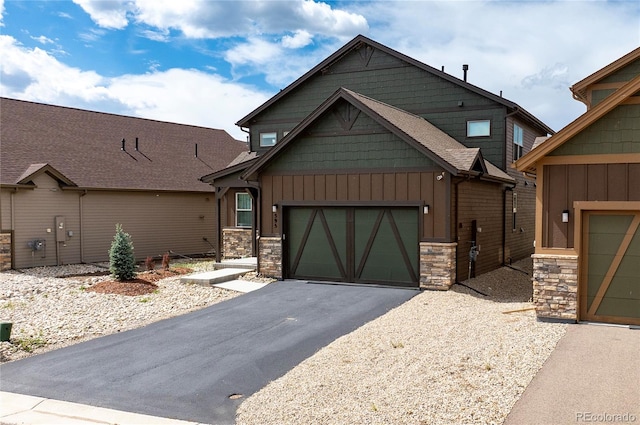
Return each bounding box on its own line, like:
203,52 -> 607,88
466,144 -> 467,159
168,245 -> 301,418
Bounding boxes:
260,171 -> 448,241
455,179 -> 505,280
543,163 -> 640,249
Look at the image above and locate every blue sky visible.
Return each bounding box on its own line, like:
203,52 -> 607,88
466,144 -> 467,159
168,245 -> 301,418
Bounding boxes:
1,0 -> 639,141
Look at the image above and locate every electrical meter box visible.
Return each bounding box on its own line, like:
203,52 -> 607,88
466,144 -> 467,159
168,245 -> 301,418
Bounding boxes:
55,216 -> 66,242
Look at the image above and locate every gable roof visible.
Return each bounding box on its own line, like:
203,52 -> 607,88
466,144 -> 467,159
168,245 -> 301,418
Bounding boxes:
571,46 -> 640,105
515,74 -> 640,174
16,163 -> 77,187
0,97 -> 248,192
236,34 -> 554,135
243,88 -> 514,184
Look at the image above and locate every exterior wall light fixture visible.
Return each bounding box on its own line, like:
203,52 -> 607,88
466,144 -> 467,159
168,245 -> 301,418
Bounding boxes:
272,205 -> 278,213
423,205 -> 430,214
562,210 -> 569,223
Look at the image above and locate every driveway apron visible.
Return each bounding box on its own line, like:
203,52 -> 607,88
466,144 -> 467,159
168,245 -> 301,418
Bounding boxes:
0,281 -> 416,424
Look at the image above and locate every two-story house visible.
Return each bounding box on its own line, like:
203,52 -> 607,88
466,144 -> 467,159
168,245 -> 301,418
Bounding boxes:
202,35 -> 553,289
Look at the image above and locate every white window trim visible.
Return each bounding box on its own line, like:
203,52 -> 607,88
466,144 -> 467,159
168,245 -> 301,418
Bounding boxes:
513,124 -> 524,160
259,132 -> 277,147
235,192 -> 252,228
467,120 -> 491,137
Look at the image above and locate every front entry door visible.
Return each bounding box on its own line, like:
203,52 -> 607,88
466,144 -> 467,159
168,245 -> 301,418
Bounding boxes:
581,211 -> 640,326
285,207 -> 419,287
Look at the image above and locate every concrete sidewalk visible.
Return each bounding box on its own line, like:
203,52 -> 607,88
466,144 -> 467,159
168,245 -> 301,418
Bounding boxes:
504,323 -> 640,425
0,391 -> 203,425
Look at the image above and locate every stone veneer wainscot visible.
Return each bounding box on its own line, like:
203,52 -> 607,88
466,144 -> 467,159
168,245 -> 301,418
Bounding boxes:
222,228 -> 252,259
258,236 -> 282,279
420,242 -> 457,290
0,233 -> 11,271
532,254 -> 578,322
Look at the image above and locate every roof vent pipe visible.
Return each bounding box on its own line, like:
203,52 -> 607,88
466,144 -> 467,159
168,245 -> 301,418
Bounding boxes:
441,66 -> 445,72
121,138 -> 125,151
135,137 -> 139,151
195,143 -> 198,158
462,64 -> 469,82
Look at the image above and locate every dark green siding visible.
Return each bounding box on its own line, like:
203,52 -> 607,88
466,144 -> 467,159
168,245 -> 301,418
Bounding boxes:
550,104 -> 640,156
250,44 -> 506,166
600,59 -> 640,85
265,105 -> 436,172
591,89 -> 616,106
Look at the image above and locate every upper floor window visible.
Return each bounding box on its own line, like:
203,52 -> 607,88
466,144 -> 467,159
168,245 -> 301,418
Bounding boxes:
513,124 -> 524,160
260,132 -> 277,147
467,120 -> 491,137
236,192 -> 252,228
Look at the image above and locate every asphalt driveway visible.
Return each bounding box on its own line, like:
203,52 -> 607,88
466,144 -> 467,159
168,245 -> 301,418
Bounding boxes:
0,280 -> 416,424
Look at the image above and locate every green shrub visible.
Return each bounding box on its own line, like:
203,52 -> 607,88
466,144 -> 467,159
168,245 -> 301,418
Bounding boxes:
109,224 -> 136,281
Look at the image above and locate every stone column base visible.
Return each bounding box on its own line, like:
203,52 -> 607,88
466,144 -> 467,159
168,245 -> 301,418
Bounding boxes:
222,228 -> 252,259
0,232 -> 12,271
532,254 -> 578,322
420,242 -> 457,290
258,236 -> 282,279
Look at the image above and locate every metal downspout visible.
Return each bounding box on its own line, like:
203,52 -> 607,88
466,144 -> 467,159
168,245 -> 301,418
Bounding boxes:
79,190 -> 87,263
215,188 -> 222,263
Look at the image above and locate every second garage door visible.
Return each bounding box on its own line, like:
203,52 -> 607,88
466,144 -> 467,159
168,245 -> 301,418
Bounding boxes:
581,211 -> 640,326
285,207 -> 419,287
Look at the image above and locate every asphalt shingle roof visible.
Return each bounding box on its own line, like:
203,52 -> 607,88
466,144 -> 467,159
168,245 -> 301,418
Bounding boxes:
1,97 -> 248,192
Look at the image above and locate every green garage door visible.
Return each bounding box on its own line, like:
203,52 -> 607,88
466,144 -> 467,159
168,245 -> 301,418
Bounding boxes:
582,212 -> 640,326
285,207 -> 419,287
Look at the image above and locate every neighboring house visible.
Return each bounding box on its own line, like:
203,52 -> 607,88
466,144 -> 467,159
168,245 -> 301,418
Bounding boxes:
202,35 -> 553,289
0,97 -> 248,270
515,47 -> 640,326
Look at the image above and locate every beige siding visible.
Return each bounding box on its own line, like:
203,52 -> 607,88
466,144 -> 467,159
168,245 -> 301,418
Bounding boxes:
12,174 -> 82,268
81,191 -> 216,263
1,190 -> 11,230
5,173 -> 217,268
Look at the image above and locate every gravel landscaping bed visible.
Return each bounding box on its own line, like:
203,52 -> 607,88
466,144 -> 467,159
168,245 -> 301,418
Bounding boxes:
236,259 -> 567,425
0,260 -> 246,363
0,258 -> 567,425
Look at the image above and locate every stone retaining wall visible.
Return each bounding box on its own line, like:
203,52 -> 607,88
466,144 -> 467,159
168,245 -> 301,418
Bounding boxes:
222,228 -> 252,259
258,236 -> 282,279
0,232 -> 12,271
532,254 -> 578,322
420,242 -> 457,290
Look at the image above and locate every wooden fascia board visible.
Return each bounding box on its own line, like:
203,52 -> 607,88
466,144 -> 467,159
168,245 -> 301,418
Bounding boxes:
570,46 -> 640,99
515,75 -> 640,173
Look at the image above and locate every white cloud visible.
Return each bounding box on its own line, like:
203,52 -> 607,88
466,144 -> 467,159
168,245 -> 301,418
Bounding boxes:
0,0 -> 4,26
349,0 -> 640,132
74,0 -> 367,40
72,0 -> 133,29
107,68 -> 270,140
282,30 -> 313,49
0,35 -> 269,140
31,35 -> 55,45
0,35 -> 109,103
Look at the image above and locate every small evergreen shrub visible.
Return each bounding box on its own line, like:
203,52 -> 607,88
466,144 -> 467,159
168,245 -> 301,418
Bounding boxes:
109,224 -> 136,281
